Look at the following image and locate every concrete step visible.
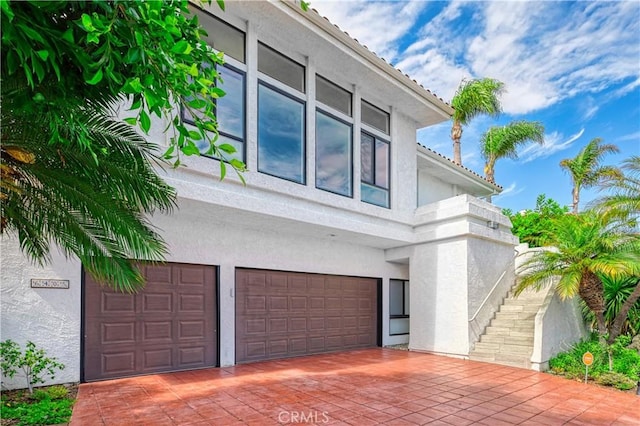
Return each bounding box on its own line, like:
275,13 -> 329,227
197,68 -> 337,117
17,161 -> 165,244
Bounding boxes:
473,342 -> 501,352
499,344 -> 533,355
494,311 -> 537,321
495,352 -> 530,364
480,335 -> 533,345
499,305 -> 525,312
489,319 -> 535,331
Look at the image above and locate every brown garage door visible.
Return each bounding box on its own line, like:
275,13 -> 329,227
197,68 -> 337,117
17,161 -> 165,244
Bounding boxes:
84,263 -> 217,381
236,269 -> 378,363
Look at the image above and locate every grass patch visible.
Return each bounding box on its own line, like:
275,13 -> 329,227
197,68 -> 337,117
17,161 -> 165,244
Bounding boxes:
548,334 -> 640,391
0,384 -> 76,426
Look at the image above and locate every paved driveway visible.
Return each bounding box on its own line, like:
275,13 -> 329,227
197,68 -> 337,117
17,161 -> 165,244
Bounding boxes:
70,349 -> 639,425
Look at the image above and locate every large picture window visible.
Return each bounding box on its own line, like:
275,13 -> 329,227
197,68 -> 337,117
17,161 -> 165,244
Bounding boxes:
361,132 -> 390,208
258,83 -> 305,183
389,280 -> 409,335
316,111 -> 352,196
182,65 -> 245,162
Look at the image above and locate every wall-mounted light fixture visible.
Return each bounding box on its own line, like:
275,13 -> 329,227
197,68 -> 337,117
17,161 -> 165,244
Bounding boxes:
487,220 -> 499,230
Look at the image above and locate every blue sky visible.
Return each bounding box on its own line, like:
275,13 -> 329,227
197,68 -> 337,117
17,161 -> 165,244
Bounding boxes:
313,0 -> 640,212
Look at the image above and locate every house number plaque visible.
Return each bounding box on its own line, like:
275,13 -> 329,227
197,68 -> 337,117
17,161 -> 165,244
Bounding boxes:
30,279 -> 69,289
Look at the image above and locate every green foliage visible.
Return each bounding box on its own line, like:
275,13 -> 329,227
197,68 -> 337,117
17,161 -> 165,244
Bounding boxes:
516,211 -> 640,342
1,0 -> 242,166
1,397 -> 73,425
548,335 -> 640,387
595,372 -> 636,390
481,120 -> 544,184
593,155 -> 640,223
560,138 -> 621,213
32,386 -> 68,401
451,78 -> 505,125
503,194 -> 569,246
0,341 -> 65,394
581,275 -> 640,337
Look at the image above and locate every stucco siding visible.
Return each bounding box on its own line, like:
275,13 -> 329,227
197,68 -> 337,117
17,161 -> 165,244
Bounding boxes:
0,238 -> 81,389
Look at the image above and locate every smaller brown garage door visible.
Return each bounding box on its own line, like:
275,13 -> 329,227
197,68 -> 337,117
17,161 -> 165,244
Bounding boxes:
236,269 -> 379,363
84,263 -> 217,381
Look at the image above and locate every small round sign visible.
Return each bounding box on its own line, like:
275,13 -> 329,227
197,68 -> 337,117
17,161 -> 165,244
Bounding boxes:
582,351 -> 594,366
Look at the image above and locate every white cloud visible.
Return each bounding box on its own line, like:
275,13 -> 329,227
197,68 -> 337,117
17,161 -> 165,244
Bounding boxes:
617,131 -> 640,142
521,128 -> 585,163
394,1 -> 640,115
494,182 -> 524,199
311,0 -> 429,61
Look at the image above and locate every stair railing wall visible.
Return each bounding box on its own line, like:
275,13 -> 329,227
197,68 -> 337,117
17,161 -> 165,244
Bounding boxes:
468,249 -> 521,352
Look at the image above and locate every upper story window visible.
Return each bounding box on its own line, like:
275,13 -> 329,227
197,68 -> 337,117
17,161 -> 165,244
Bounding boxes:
257,44 -> 306,184
315,76 -> 353,197
361,100 -> 390,207
316,75 -> 351,116
196,8 -> 246,63
258,43 -> 305,93
361,100 -> 390,135
183,9 -> 246,162
361,131 -> 389,208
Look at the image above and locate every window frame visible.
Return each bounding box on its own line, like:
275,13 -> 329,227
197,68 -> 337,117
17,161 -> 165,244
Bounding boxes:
360,129 -> 391,208
257,80 -> 307,185
389,279 -> 409,336
257,42 -> 306,93
314,108 -> 354,197
181,63 -> 247,164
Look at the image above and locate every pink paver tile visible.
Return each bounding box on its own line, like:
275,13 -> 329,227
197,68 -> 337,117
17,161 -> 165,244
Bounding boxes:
68,349 -> 638,426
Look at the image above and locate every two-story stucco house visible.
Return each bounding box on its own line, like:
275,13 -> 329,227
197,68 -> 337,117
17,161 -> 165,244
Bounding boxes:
1,1 -> 521,385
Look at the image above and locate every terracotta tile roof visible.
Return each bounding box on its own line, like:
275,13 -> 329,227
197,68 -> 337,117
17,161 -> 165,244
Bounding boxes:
417,143 -> 503,189
309,7 -> 451,109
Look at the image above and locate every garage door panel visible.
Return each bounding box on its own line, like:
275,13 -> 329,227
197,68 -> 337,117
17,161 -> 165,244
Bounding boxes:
144,265 -> 172,284
142,293 -> 172,313
102,322 -> 136,344
142,321 -> 172,341
269,296 -> 288,311
102,352 -> 136,376
102,292 -> 135,313
236,269 -> 378,363
84,263 -> 217,381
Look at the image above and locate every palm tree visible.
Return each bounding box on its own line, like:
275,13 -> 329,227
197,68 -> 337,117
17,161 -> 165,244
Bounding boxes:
480,120 -> 545,184
560,138 -> 621,214
581,274 -> 640,338
516,212 -> 640,344
450,78 -> 504,166
1,72 -> 176,292
592,156 -> 640,223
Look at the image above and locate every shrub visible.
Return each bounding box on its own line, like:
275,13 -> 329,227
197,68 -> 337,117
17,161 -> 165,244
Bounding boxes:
0,340 -> 65,394
595,372 -> 636,390
548,334 -> 640,388
1,397 -> 73,425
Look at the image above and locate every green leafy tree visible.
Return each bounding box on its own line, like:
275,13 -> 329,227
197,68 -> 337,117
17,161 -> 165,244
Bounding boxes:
516,212 -> 640,344
560,138 -> 621,214
502,194 -> 569,246
450,77 -> 504,166
1,1 -> 240,290
0,340 -> 65,394
480,120 -> 545,184
593,156 -> 640,223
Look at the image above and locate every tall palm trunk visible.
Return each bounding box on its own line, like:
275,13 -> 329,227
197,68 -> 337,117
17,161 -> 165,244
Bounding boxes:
579,270 -> 607,337
484,157 -> 496,184
451,120 -> 463,165
572,186 -> 580,214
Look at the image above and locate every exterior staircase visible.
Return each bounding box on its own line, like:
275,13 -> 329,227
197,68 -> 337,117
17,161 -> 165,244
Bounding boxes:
469,285 -> 548,369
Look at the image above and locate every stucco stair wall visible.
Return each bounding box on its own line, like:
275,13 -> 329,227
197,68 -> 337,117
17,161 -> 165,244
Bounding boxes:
469,285 -> 547,369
